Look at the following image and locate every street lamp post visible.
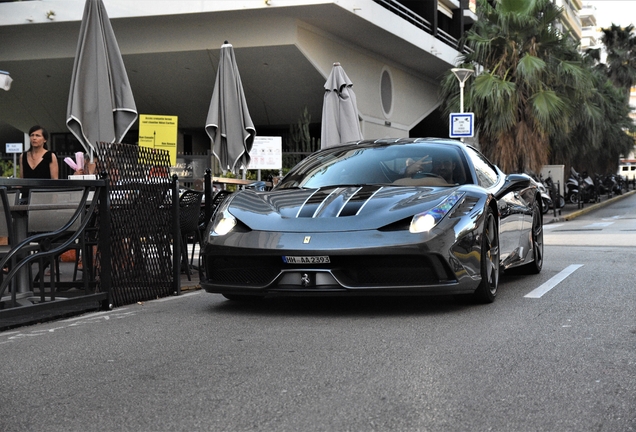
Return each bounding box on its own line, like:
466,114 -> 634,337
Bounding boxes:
451,68 -> 474,113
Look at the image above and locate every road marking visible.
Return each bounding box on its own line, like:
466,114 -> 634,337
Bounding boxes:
583,222 -> 614,228
61,308 -> 129,322
524,264 -> 583,298
0,309 -> 137,345
155,291 -> 202,302
544,224 -> 563,230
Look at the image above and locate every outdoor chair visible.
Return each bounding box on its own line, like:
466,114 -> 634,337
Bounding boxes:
27,188 -> 86,289
179,189 -> 204,281
6,190 -> 18,206
0,187 -> 15,302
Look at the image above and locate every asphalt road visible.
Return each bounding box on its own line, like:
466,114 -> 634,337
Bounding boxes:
1,195 -> 635,432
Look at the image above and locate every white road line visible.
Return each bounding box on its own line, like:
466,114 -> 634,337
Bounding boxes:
583,222 -> 614,228
524,264 -> 584,299
60,308 -> 129,322
544,224 -> 563,230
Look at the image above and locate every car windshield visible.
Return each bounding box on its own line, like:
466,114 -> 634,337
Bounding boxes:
277,142 -> 471,189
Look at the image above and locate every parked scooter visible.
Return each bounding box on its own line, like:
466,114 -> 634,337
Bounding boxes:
543,174 -> 565,209
565,168 -> 580,204
528,172 -> 556,214
566,168 -> 597,204
580,171 -> 598,203
608,173 -> 623,196
537,181 -> 552,214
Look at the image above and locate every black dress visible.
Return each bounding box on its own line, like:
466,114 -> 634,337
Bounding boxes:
21,151 -> 55,179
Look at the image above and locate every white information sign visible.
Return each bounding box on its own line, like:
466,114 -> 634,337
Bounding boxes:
449,113 -> 475,138
248,136 -> 282,170
5,143 -> 22,153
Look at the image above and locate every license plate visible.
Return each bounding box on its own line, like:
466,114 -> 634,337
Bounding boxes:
282,256 -> 330,264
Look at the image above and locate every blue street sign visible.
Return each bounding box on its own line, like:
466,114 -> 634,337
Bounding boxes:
449,113 -> 474,138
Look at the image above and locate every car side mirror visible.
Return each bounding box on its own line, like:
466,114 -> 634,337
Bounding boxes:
246,181 -> 267,192
499,173 -> 532,197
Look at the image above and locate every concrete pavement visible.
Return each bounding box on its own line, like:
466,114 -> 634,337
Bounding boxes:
543,189 -> 636,224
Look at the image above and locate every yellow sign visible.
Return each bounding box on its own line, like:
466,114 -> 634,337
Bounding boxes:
138,114 -> 178,165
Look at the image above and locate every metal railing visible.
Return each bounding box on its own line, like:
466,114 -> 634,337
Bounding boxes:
0,177 -> 111,329
372,0 -> 433,33
372,0 -> 466,52
0,143 -> 185,329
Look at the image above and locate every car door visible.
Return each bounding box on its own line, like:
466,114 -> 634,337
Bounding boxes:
465,147 -> 527,266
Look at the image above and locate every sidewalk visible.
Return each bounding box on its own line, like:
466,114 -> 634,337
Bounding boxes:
180,267 -> 202,291
543,189 -> 636,225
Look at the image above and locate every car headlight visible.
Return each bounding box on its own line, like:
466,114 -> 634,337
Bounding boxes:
211,210 -> 236,236
410,191 -> 465,233
206,198 -> 237,238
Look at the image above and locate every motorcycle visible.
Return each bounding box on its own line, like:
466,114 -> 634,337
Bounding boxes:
565,168 -> 580,204
580,171 -> 598,203
528,172 -> 555,214
567,168 -> 597,204
537,181 -> 552,214
607,173 -> 623,196
543,174 -> 565,209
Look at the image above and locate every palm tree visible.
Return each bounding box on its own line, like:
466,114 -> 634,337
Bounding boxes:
575,24 -> 636,172
596,24 -> 636,99
440,0 -> 599,174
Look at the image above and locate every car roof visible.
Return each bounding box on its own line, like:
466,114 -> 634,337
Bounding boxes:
335,137 -> 468,149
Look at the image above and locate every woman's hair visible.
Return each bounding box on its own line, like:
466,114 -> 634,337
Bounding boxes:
28,125 -> 49,150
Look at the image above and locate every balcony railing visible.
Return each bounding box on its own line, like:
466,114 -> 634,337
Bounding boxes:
373,0 -> 466,52
372,0 -> 434,33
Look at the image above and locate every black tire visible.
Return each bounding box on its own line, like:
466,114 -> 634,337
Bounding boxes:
541,198 -> 550,214
473,207 -> 500,303
518,200 -> 544,274
557,195 -> 565,208
568,192 -> 578,205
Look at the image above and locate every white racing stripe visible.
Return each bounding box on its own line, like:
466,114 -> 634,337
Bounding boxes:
524,264 -> 584,298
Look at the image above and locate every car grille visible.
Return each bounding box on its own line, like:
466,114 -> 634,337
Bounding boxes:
332,255 -> 454,286
204,254 -> 455,288
205,256 -> 282,287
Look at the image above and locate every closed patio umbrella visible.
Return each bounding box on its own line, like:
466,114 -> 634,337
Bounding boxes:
66,0 -> 137,157
205,41 -> 256,175
320,62 -> 363,149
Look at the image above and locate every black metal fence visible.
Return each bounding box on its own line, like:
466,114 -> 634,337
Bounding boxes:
95,142 -> 179,307
0,177 -> 112,329
0,143 -> 183,329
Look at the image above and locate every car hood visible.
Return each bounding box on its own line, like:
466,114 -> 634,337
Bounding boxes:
226,185 -> 462,232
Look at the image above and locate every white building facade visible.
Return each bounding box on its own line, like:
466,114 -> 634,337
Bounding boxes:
0,0 -> 478,158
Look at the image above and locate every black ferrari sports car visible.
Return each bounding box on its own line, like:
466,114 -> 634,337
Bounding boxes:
200,138 -> 543,303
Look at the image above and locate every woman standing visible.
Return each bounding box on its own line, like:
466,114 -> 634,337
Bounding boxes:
19,125 -> 58,179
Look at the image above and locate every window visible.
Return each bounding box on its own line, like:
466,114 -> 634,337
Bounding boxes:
380,68 -> 393,118
466,147 -> 498,188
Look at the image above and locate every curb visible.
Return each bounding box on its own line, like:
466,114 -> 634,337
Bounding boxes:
546,189 -> 636,224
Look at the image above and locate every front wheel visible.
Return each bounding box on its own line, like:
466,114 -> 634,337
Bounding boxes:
473,207 -> 500,303
519,201 -> 543,274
